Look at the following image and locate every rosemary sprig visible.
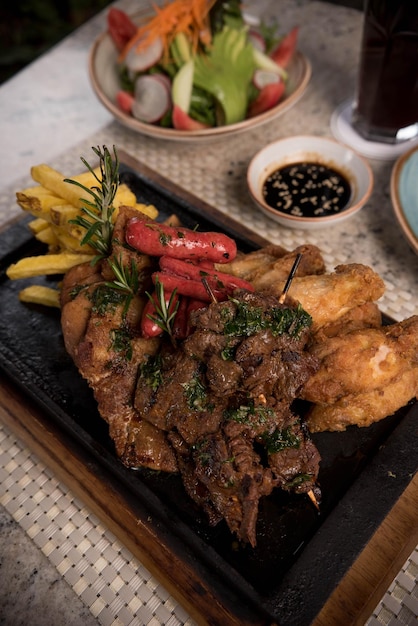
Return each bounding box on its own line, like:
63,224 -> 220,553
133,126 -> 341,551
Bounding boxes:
146,277 -> 179,337
65,145 -> 119,263
105,255 -> 140,317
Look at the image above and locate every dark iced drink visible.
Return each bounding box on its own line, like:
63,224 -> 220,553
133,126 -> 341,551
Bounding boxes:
352,0 -> 418,143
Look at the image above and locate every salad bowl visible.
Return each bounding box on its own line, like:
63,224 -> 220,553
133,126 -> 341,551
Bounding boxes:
88,12 -> 312,143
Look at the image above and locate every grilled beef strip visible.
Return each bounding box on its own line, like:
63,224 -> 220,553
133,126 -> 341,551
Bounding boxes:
135,291 -> 321,545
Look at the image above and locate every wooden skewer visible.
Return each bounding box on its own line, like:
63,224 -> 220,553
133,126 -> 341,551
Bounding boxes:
279,253 -> 303,304
201,277 -> 218,304
308,489 -> 320,510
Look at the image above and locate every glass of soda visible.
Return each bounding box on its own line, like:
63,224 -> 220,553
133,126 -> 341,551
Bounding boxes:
351,0 -> 418,144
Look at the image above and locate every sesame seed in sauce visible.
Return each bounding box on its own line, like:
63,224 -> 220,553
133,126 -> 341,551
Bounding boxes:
262,162 -> 351,218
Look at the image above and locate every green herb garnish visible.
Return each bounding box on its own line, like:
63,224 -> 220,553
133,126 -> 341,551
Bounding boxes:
182,376 -> 211,412
110,326 -> 133,361
105,255 -> 140,317
222,299 -> 312,339
261,427 -> 300,453
224,402 -> 273,425
145,276 -> 179,337
89,284 -> 127,316
140,354 -> 164,392
66,145 -> 119,263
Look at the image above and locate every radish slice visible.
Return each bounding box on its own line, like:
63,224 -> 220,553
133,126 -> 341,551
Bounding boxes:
248,29 -> 266,53
132,75 -> 171,123
152,72 -> 172,92
125,36 -> 164,73
253,69 -> 281,89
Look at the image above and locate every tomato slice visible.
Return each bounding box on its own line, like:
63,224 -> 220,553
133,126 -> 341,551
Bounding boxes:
172,105 -> 211,131
248,81 -> 285,118
107,8 -> 137,52
270,26 -> 299,68
116,90 -> 134,114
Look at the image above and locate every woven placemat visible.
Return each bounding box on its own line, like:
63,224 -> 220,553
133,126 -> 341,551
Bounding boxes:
1,421 -> 416,625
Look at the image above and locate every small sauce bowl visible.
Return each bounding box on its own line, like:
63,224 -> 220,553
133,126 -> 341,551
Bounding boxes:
247,135 -> 374,230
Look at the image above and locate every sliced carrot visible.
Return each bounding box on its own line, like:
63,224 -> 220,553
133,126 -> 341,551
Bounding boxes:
120,0 -> 217,61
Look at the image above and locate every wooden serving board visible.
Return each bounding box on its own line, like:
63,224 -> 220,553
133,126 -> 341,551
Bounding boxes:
0,151 -> 417,625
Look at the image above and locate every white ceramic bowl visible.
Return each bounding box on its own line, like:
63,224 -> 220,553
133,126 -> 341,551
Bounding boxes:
88,15 -> 312,143
247,135 -> 374,229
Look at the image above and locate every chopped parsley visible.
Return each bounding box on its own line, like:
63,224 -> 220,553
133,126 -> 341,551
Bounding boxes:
89,284 -> 127,316
221,299 -> 312,339
110,326 -> 133,361
182,376 -> 212,412
224,402 -> 274,425
261,427 -> 301,453
139,354 -> 163,392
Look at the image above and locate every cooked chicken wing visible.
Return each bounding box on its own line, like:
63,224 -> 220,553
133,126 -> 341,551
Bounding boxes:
302,316 -> 418,431
306,367 -> 418,432
257,263 -> 385,330
216,244 -> 325,282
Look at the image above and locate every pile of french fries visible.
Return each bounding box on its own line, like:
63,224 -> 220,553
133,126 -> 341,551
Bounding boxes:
6,163 -> 159,308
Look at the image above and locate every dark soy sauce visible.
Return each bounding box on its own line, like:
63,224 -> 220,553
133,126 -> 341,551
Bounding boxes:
262,162 -> 352,218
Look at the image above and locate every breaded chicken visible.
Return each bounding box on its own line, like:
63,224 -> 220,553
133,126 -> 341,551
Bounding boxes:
303,316 -> 418,431
257,263 -> 386,330
306,367 -> 418,432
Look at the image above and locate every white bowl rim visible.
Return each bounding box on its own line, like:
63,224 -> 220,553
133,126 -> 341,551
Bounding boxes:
247,134 -> 374,224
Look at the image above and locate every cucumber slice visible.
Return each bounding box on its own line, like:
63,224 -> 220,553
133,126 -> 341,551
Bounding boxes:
171,59 -> 194,113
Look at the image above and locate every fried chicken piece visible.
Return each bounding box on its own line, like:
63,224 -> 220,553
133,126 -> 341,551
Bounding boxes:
302,315 -> 418,432
302,316 -> 418,405
216,244 -> 325,282
242,244 -> 326,287
306,367 -> 418,432
258,264 -> 385,330
311,301 -> 382,342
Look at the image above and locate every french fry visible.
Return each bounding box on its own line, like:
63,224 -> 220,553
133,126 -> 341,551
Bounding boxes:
131,202 -> 159,219
31,164 -> 98,208
113,183 -> 138,208
28,218 -> 50,234
33,226 -> 59,247
49,203 -> 80,226
30,165 -> 138,210
50,227 -> 94,254
19,285 -> 61,308
6,253 -> 93,280
16,189 -> 64,220
10,154 -> 161,307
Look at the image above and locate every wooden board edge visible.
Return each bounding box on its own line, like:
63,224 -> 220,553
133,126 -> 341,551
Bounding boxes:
312,471 -> 418,626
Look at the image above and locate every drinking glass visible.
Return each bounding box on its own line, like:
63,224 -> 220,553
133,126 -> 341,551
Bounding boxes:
331,0 -> 418,159
352,0 -> 418,144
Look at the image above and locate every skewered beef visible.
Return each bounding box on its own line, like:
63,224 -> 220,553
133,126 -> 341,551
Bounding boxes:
134,291 -> 321,545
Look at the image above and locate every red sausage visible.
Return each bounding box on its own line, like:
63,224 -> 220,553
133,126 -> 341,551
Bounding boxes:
159,256 -> 255,292
171,296 -> 189,340
126,216 -> 237,263
152,271 -> 227,302
141,289 -> 179,338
